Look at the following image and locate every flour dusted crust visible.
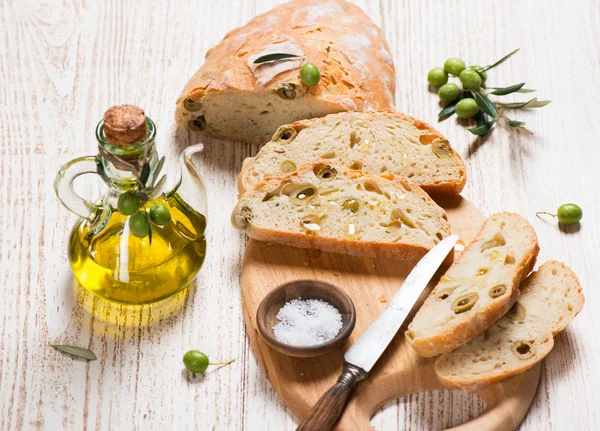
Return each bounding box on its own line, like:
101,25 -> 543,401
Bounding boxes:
435,261 -> 584,389
175,0 -> 395,144
405,213 -> 540,357
231,160 -> 451,261
238,110 -> 467,195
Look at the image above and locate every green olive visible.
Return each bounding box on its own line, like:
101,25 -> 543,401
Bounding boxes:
342,198 -> 360,213
129,211 -> 150,238
300,63 -> 321,87
149,204 -> 172,226
455,98 -> 479,119
488,284 -> 507,298
316,165 -> 337,180
289,184 -> 318,205
273,126 -> 297,144
469,65 -> 487,84
557,203 -> 583,225
459,69 -> 482,90
511,341 -> 535,359
432,139 -> 453,158
444,58 -> 466,77
280,160 -> 297,173
183,97 -> 202,112
117,192 -> 141,216
300,214 -> 321,232
438,83 -> 460,103
451,292 -> 479,313
427,67 -> 448,86
188,116 -> 206,131
183,350 -> 209,373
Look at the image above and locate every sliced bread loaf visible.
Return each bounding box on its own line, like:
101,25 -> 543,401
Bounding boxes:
405,213 -> 539,357
231,160 -> 451,261
435,261 -> 584,389
239,111 -> 466,195
175,0 -> 395,144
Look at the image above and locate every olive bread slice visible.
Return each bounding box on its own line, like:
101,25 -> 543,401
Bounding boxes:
406,213 -> 539,357
176,0 -> 395,144
231,160 -> 451,261
239,111 -> 466,195
435,261 -> 584,389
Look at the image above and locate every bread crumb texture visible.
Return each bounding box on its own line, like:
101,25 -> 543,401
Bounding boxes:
240,111 -> 466,195
231,160 -> 450,261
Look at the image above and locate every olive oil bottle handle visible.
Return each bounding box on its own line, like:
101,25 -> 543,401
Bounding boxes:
54,156 -> 102,221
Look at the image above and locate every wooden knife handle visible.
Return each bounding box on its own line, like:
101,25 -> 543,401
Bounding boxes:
297,363 -> 367,431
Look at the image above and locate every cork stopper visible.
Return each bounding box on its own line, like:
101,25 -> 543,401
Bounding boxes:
103,105 -> 148,147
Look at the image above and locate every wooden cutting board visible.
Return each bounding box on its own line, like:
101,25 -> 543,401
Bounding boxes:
240,196 -> 541,430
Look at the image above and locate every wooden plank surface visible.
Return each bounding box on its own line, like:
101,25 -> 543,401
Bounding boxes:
0,0 -> 598,430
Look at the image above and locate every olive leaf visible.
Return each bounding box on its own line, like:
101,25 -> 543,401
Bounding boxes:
500,98 -> 551,109
488,86 -> 536,93
474,91 -> 498,118
481,48 -> 520,72
151,156 -> 166,187
468,120 -> 496,136
490,83 -> 526,96
50,344 -> 97,361
140,162 -> 151,186
438,102 -> 457,119
253,53 -> 302,64
475,111 -> 490,127
508,120 -> 526,127
147,216 -> 153,245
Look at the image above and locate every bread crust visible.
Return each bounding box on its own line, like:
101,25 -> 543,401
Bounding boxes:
238,110 -> 467,195
175,0 -> 395,144
434,261 -> 584,389
232,160 -> 451,262
405,212 -> 540,357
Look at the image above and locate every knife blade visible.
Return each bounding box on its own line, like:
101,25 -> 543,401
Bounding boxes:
297,234 -> 459,431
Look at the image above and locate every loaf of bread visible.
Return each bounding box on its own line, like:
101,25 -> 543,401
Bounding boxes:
238,111 -> 466,195
405,213 -> 539,357
175,0 -> 395,144
231,160 -> 451,261
435,261 -> 584,389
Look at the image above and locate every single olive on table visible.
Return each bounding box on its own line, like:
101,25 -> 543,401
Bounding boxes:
183,350 -> 235,374
537,203 -> 583,226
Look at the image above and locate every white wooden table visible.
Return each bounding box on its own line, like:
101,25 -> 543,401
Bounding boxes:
1,0 -> 599,429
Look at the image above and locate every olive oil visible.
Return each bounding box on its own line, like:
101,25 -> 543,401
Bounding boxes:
69,193 -> 206,304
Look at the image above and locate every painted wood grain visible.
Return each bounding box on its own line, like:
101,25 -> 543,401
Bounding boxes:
0,0 -> 598,430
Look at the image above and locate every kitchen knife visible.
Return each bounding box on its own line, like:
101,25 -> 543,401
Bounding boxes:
297,234 -> 459,431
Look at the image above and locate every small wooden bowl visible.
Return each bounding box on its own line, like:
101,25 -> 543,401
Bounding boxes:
256,279 -> 356,358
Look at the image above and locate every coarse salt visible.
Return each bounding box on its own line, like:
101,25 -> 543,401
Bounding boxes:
273,298 -> 343,347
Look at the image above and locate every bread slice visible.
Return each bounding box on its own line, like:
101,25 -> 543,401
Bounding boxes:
435,261 -> 584,389
239,111 -> 466,195
231,160 -> 451,261
405,213 -> 539,357
175,0 -> 395,144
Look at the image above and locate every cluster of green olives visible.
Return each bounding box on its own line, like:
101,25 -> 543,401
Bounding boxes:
428,57 -> 487,119
117,192 -> 172,238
